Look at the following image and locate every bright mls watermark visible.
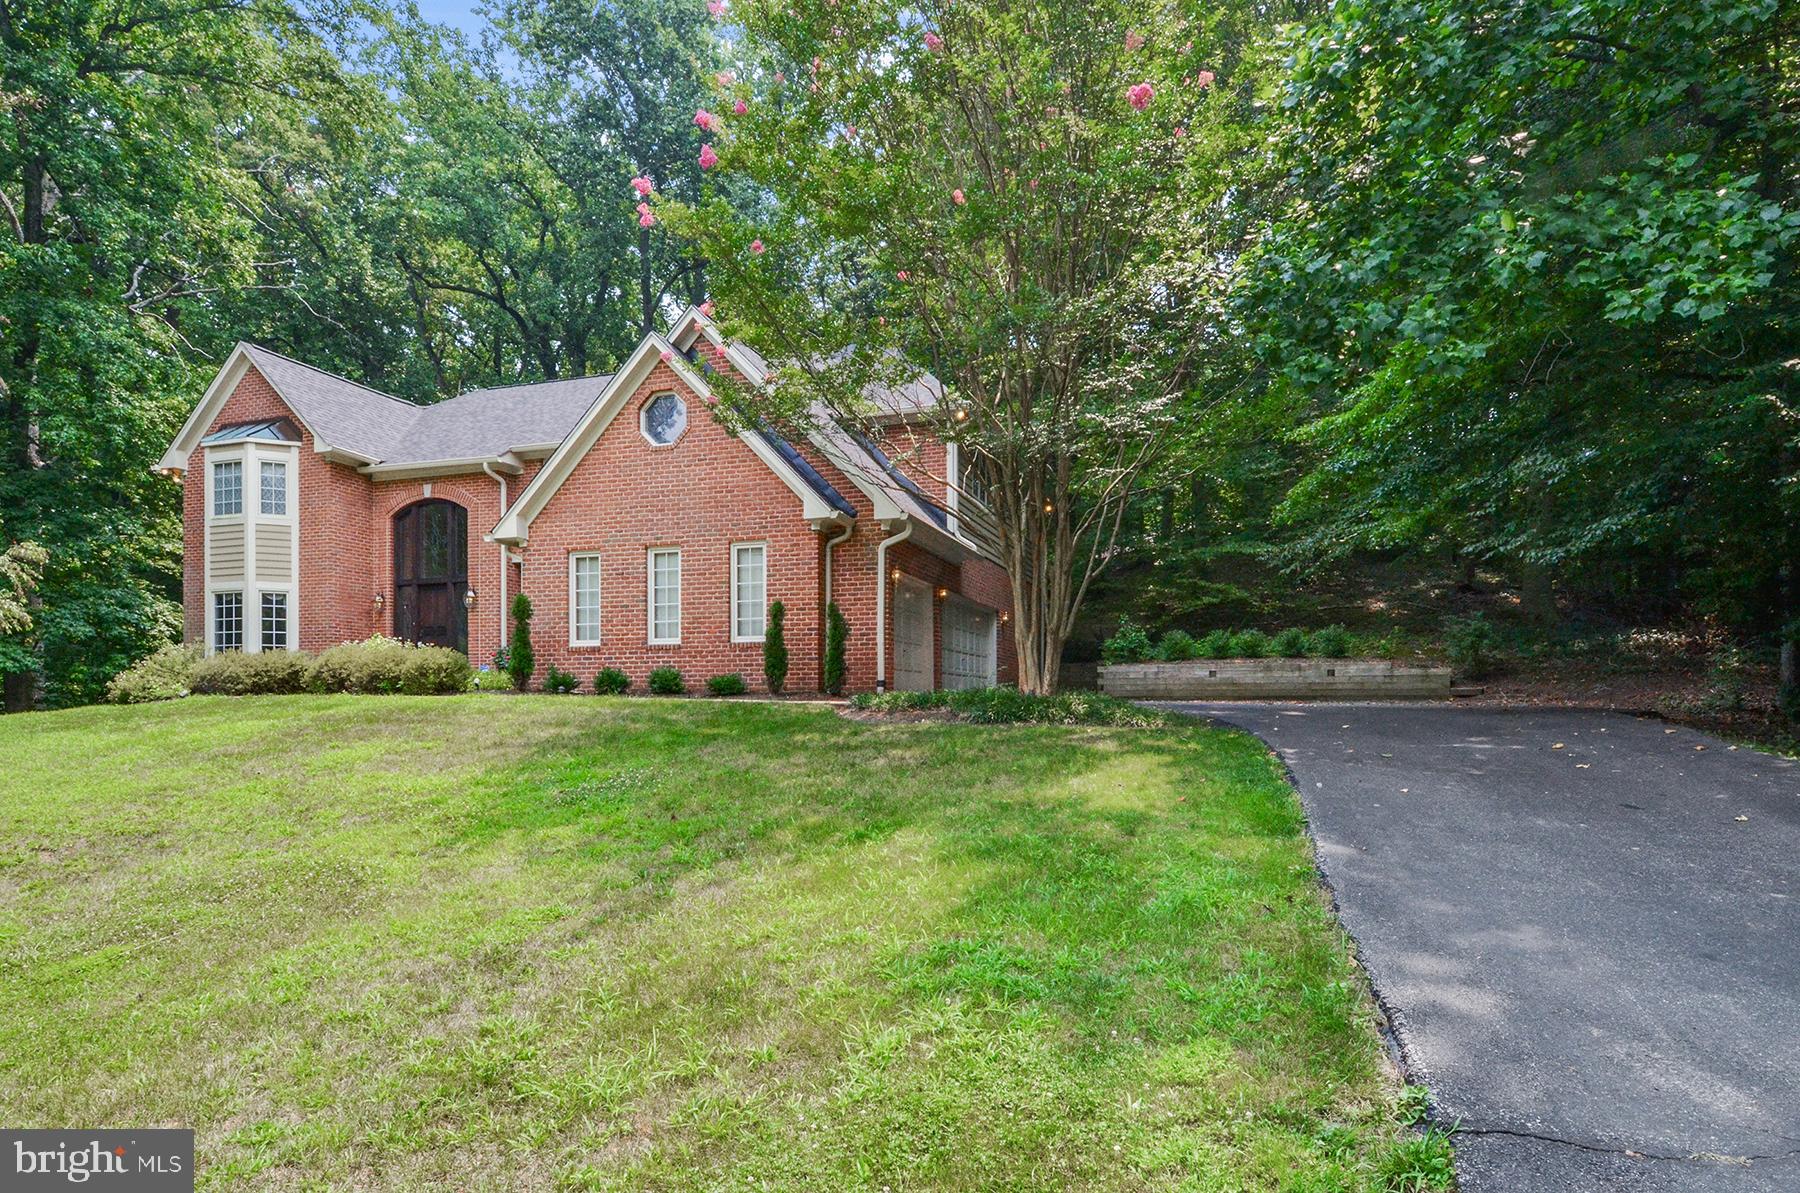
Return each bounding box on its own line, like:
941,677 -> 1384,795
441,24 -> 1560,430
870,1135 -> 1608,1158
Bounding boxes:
3,1131 -> 193,1191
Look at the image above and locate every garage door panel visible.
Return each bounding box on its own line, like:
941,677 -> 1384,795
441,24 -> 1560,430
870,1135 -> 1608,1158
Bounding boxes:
942,600 -> 996,690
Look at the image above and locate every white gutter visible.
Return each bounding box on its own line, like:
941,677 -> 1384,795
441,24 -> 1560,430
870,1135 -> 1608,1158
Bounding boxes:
482,460 -> 510,650
822,521 -> 853,608
874,520 -> 914,692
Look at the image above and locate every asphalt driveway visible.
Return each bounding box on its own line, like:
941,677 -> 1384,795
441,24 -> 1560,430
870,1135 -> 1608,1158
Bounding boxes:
1165,703 -> 1800,1191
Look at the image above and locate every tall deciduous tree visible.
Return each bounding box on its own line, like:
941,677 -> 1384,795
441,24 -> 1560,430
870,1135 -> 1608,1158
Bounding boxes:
670,0 -> 1242,693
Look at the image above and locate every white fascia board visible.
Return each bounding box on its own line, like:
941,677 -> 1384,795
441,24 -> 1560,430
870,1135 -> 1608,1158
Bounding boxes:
157,345 -> 258,471
358,454 -> 523,480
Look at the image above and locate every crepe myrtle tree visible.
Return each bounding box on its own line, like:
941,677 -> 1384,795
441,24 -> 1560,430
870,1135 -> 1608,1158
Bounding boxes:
660,0 -> 1233,693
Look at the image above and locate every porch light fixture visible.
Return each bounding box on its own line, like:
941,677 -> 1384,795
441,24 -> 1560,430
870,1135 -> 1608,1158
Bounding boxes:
1000,610 -> 1010,623
935,586 -> 948,599
463,589 -> 477,609
890,566 -> 902,582
373,593 -> 385,610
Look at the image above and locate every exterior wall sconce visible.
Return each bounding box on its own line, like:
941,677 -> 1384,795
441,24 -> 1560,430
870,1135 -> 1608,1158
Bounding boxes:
373,593 -> 385,610
463,589 -> 477,609
999,610 -> 1010,623
890,567 -> 902,582
935,586 -> 949,599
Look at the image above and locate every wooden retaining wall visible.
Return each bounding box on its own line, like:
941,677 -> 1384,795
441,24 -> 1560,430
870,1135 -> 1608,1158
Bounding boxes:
1099,658 -> 1453,700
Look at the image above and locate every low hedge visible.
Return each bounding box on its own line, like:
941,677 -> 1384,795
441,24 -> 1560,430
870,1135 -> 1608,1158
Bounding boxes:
106,644 -> 202,704
850,687 -> 1169,727
109,635 -> 472,702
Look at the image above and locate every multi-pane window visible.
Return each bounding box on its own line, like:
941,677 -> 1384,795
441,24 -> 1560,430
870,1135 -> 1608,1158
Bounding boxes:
260,460 -> 287,516
732,543 -> 766,641
212,460 -> 243,516
261,592 -> 288,651
648,548 -> 681,643
213,591 -> 243,652
570,553 -> 601,645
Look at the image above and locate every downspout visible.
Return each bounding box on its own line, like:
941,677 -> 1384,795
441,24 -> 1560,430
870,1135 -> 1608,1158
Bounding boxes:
874,520 -> 914,692
822,519 -> 853,688
822,520 -> 853,607
482,460 -> 509,651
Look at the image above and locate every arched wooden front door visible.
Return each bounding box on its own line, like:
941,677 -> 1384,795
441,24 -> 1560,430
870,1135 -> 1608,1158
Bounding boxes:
393,499 -> 468,653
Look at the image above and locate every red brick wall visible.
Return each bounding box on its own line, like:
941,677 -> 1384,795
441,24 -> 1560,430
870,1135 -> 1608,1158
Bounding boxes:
518,360 -> 828,693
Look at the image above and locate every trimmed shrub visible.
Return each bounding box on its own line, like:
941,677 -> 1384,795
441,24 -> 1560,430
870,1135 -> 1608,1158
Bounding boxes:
1198,629 -> 1233,659
1307,624 -> 1352,658
1229,629 -> 1272,658
191,650 -> 313,696
763,601 -> 789,695
707,672 -> 748,697
107,644 -> 201,704
508,594 -> 535,690
471,667 -> 513,692
823,602 -> 849,695
648,666 -> 685,695
849,687 -> 1168,727
309,635 -> 472,695
1273,627 -> 1309,657
1442,613 -> 1500,678
593,667 -> 630,695
1154,629 -> 1202,661
1101,617 -> 1153,663
544,666 -> 579,694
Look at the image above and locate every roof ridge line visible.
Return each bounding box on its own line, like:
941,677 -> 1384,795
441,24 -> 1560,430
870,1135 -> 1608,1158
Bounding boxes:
241,342 -> 423,409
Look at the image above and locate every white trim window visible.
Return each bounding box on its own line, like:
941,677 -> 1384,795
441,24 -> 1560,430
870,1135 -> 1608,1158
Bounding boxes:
212,459 -> 243,516
259,459 -> 288,516
213,591 -> 244,652
570,553 -> 602,646
260,591 -> 289,651
731,542 -> 767,642
647,548 -> 681,643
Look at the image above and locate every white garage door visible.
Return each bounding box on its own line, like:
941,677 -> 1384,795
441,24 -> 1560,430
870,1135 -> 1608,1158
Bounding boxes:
893,578 -> 934,692
941,599 -> 997,690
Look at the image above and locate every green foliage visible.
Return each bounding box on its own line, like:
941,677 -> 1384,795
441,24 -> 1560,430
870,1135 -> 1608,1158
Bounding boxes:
105,644 -> 202,705
1308,625 -> 1353,659
1229,630 -> 1272,659
544,666 -> 579,694
1101,618 -> 1154,664
1700,641 -> 1751,713
707,673 -> 747,697
823,601 -> 849,696
1377,1127 -> 1458,1191
762,600 -> 788,695
1199,629 -> 1234,659
508,595 -> 535,690
1153,629 -> 1202,661
190,651 -> 315,696
1272,628 -> 1309,658
593,667 -> 630,695
470,668 -> 513,692
1442,614 -> 1501,679
850,687 -> 1170,728
308,635 -> 473,695
648,666 -> 685,695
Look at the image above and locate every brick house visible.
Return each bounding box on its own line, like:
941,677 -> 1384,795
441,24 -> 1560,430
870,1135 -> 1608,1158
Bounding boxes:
157,307 -> 1015,693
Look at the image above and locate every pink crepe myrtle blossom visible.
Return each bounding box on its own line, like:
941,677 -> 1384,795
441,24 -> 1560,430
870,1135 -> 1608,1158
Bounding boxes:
750,238 -> 765,254
1127,82 -> 1154,110
774,70 -> 785,83
700,300 -> 715,316
1195,69 -> 1215,88
1173,125 -> 1187,138
637,202 -> 656,227
631,175 -> 654,197
923,31 -> 943,52
811,56 -> 821,74
952,188 -> 965,205
699,143 -> 718,169
694,108 -> 716,130
660,349 -> 675,363
707,0 -> 725,15
1028,177 -> 1038,189
896,270 -> 910,281
1125,31 -> 1145,50
733,98 -> 748,115
716,69 -> 736,85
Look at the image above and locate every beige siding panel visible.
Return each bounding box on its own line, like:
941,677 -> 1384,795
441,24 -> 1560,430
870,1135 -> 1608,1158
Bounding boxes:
210,521 -> 246,582
254,528 -> 293,582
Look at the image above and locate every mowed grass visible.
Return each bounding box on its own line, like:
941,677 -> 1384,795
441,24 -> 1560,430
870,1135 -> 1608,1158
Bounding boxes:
0,696 -> 1438,1190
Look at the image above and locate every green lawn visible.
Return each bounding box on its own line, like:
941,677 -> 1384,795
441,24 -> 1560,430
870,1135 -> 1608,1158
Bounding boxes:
0,696 -> 1446,1190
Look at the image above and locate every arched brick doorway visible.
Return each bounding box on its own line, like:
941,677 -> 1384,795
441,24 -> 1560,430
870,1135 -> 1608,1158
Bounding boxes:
393,499 -> 468,653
